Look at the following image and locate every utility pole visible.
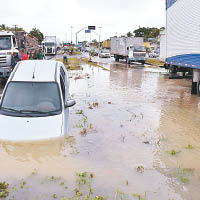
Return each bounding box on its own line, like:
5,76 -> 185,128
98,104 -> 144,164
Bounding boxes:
98,27 -> 102,42
93,31 -> 101,52
13,25 -> 18,32
98,27 -> 102,50
76,26 -> 87,45
70,26 -> 74,44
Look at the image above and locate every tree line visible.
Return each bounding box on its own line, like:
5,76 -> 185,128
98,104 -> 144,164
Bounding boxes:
126,27 -> 165,40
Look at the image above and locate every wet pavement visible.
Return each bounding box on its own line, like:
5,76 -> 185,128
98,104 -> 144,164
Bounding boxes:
0,56 -> 200,200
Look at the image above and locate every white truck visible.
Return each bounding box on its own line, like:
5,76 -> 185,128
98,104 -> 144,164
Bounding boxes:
44,36 -> 57,55
111,37 -> 147,64
165,0 -> 200,95
0,31 -> 19,80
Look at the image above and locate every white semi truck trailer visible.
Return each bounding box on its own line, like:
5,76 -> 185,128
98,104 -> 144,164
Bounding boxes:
44,36 -> 57,55
159,29 -> 166,63
165,0 -> 200,95
111,37 -> 147,64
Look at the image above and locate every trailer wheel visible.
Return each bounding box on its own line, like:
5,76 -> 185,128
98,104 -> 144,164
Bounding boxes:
197,81 -> 200,96
169,65 -> 176,73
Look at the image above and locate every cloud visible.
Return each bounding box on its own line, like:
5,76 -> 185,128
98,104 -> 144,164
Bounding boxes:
0,0 -> 165,41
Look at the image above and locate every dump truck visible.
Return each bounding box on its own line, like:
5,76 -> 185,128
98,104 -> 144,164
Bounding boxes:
0,31 -> 18,80
165,0 -> 200,95
44,36 -> 56,55
111,37 -> 147,64
0,31 -> 39,81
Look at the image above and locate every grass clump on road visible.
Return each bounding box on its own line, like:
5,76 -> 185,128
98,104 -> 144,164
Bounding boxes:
146,58 -> 165,67
56,58 -> 82,70
57,57 -> 110,71
80,57 -> 110,71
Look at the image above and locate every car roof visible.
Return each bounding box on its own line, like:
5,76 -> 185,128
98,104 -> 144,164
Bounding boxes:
0,31 -> 14,36
11,60 -> 61,82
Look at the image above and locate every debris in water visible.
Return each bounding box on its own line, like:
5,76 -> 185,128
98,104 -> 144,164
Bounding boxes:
180,177 -> 189,184
74,75 -> 83,80
76,110 -> 84,115
80,128 -> 87,136
137,165 -> 145,173
185,144 -> 194,149
170,149 -> 180,155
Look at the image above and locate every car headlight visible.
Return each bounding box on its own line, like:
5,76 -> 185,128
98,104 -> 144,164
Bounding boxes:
7,52 -> 12,55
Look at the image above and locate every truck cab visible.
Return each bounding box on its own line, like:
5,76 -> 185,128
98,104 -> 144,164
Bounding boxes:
127,45 -> 147,64
0,31 -> 18,79
44,36 -> 57,55
44,42 -> 56,55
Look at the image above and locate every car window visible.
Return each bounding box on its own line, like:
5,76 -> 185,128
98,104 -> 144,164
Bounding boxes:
1,82 -> 61,114
60,75 -> 65,101
60,66 -> 65,83
102,50 -> 110,53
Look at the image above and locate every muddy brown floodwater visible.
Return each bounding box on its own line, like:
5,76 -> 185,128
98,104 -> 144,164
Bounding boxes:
0,61 -> 200,200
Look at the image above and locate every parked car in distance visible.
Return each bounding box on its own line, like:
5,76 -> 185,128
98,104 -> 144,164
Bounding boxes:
99,49 -> 111,58
149,50 -> 159,58
0,60 -> 76,141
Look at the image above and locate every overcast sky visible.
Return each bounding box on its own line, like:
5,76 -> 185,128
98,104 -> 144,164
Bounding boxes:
0,0 -> 165,43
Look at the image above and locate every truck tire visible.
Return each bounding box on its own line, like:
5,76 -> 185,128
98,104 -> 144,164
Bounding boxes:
169,65 -> 176,73
191,82 -> 197,94
197,81 -> 200,96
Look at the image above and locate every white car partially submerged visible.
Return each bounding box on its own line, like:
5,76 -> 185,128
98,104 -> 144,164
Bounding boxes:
0,60 -> 75,141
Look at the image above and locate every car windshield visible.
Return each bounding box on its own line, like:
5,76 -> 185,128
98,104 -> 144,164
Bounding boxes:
45,42 -> 55,47
0,36 -> 12,50
101,50 -> 110,53
1,82 -> 61,115
134,46 -> 146,52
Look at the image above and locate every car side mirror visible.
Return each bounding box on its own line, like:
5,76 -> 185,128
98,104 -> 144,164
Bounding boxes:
65,99 -> 76,108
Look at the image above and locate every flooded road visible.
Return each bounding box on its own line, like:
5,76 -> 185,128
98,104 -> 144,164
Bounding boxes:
0,60 -> 200,200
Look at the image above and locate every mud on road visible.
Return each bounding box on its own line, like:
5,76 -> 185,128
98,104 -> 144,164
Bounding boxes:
0,58 -> 200,200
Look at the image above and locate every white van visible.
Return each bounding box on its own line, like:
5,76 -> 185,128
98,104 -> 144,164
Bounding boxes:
0,60 -> 75,141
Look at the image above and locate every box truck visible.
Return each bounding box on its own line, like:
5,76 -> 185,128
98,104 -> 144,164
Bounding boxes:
111,37 -> 147,64
165,0 -> 200,95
